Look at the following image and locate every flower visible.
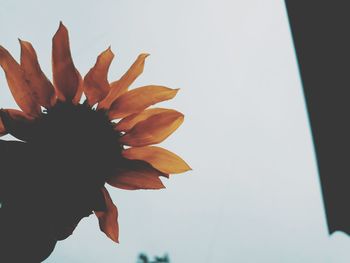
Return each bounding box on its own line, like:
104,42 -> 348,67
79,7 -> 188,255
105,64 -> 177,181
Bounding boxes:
0,22 -> 190,247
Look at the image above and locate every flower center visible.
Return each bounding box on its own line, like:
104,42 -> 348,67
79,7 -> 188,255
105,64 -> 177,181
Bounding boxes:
1,101 -> 123,234
38,101 -> 122,182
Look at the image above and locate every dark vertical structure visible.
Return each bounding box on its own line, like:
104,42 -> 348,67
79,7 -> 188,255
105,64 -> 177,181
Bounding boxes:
285,1 -> 350,234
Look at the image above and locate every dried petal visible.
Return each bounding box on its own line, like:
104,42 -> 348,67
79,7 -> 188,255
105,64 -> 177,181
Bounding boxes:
0,109 -> 36,141
6,109 -> 35,122
52,22 -> 79,101
107,160 -> 167,190
0,117 -> 6,136
115,108 -> 173,132
95,187 -> 119,243
19,39 -> 56,108
98,53 -> 149,109
72,69 -> 83,104
120,110 -> 184,147
0,46 -> 41,116
84,47 -> 114,106
122,146 -> 191,174
108,86 -> 179,120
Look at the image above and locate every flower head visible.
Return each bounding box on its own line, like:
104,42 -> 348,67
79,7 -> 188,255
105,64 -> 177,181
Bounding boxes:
0,22 -> 190,246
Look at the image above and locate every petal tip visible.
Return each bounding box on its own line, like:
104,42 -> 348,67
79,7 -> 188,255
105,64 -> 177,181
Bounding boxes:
106,46 -> 115,57
55,21 -> 68,36
18,39 -> 31,51
137,53 -> 150,62
99,46 -> 115,61
0,45 -> 8,59
110,234 -> 119,243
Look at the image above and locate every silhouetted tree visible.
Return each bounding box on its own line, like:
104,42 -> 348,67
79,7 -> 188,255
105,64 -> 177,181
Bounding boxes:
137,253 -> 170,263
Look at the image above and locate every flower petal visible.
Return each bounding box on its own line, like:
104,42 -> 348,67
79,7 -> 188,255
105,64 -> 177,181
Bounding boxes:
95,187 -> 119,243
52,22 -> 80,101
108,86 -> 179,120
0,46 -> 41,116
0,109 -> 36,141
98,53 -> 149,109
107,160 -> 167,190
5,109 -> 35,122
120,110 -> 184,147
0,117 -> 6,136
72,69 -> 83,104
122,146 -> 191,174
84,47 -> 114,106
115,108 -> 174,132
19,39 -> 56,108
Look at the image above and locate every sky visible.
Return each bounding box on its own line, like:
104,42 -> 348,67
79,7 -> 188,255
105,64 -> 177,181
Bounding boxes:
1,0 -> 350,262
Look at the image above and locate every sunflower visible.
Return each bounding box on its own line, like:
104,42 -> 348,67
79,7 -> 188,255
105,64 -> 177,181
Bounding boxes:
0,22 -> 190,259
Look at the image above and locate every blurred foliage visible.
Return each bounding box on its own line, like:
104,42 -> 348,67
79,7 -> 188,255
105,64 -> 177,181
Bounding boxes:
137,253 -> 170,263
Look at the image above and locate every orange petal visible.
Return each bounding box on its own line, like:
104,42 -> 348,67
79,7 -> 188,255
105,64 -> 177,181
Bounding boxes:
115,108 -> 174,132
98,53 -> 149,110
107,160 -> 166,190
95,187 -> 119,243
0,117 -> 6,136
0,46 -> 41,117
52,22 -> 80,101
72,69 -> 83,104
6,109 -> 35,122
108,86 -> 179,119
122,146 -> 191,174
120,110 -> 184,147
19,39 -> 56,108
84,47 -> 114,106
0,109 -> 36,141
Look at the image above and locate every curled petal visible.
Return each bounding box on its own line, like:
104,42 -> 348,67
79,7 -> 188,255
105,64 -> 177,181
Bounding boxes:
0,117 -> 6,136
5,109 -> 35,122
122,146 -> 191,174
0,46 -> 41,116
108,86 -> 179,120
107,160 -> 167,190
120,110 -> 184,147
84,47 -> 114,106
72,69 -> 83,104
115,108 -> 174,132
98,53 -> 149,109
0,109 -> 36,141
19,40 -> 56,108
95,187 -> 119,243
52,22 -> 79,101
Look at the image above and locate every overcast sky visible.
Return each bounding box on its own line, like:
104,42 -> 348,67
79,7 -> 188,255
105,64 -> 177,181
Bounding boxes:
1,0 -> 350,262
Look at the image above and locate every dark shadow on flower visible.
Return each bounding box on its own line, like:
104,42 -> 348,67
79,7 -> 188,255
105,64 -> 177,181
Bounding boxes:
0,103 -> 122,262
0,104 -> 115,261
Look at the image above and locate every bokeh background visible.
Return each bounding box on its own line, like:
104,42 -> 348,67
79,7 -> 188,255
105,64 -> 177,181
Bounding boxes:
1,0 -> 349,262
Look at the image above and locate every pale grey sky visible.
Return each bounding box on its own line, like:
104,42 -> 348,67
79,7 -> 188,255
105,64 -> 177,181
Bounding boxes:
1,0 -> 350,262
